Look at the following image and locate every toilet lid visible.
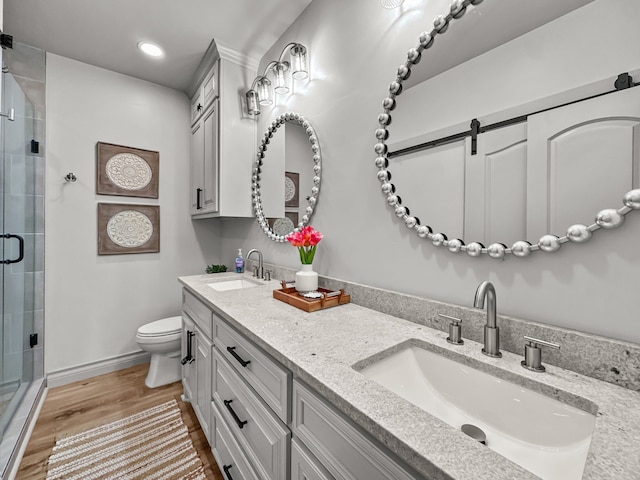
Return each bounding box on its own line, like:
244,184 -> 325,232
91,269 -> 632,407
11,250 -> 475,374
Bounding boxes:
137,316 -> 182,337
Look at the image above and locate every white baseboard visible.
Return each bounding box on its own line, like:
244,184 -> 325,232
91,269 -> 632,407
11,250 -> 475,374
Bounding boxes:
46,351 -> 151,388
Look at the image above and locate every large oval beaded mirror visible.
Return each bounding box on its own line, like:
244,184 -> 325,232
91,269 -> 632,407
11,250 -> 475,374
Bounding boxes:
374,0 -> 640,259
253,112 -> 321,242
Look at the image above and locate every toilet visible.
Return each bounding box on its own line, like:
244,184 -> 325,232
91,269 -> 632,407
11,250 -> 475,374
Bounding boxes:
135,316 -> 183,388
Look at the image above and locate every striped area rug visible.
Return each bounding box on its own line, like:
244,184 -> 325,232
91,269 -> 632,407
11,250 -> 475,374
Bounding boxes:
46,399 -> 207,480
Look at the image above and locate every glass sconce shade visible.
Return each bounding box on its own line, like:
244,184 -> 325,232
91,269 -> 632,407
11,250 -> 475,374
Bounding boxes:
273,62 -> 289,94
380,0 -> 405,7
257,77 -> 273,105
290,44 -> 309,80
246,90 -> 260,115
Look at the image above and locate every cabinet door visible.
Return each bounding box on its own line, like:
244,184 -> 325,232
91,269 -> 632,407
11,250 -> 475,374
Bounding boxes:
202,99 -> 219,213
181,315 -> 196,403
202,61 -> 219,110
194,326 -> 212,443
190,121 -> 205,214
527,86 -> 640,239
464,123 -> 528,246
191,89 -> 203,125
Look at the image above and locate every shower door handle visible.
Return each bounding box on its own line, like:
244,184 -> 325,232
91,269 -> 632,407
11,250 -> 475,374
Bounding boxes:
2,234 -> 24,264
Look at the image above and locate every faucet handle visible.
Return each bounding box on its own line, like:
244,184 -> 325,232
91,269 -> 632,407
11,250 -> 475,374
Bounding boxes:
252,265 -> 260,277
438,313 -> 464,345
264,269 -> 272,281
521,335 -> 560,372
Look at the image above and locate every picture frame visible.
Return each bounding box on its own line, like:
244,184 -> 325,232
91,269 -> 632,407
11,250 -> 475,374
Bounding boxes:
284,171 -> 299,208
96,142 -> 159,198
268,211 -> 299,236
97,203 -> 160,255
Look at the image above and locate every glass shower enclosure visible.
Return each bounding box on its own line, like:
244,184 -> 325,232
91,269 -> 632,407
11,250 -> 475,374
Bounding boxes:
0,38 -> 46,477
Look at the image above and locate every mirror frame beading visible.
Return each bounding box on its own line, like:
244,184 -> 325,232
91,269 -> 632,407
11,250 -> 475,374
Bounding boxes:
253,112 -> 322,242
374,0 -> 640,258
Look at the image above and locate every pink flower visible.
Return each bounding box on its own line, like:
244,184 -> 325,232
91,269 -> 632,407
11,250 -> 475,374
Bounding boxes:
286,226 -> 323,264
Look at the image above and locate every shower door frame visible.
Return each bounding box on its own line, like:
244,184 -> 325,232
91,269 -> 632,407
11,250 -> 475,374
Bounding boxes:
0,36 -> 47,479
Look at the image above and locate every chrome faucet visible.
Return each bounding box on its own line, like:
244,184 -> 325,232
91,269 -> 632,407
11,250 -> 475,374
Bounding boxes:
473,281 -> 501,358
246,249 -> 264,279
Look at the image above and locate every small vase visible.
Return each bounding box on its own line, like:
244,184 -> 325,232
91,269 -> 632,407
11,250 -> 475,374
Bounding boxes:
295,264 -> 318,293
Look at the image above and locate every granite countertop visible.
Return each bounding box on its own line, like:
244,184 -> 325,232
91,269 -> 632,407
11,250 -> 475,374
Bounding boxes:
179,273 -> 640,480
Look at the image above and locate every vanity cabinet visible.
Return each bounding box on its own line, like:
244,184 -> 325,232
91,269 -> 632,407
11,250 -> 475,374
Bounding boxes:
181,285 -> 423,480
189,54 -> 255,219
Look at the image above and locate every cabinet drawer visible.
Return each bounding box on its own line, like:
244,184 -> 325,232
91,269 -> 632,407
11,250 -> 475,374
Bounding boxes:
211,400 -> 260,480
292,380 -> 420,480
213,348 -> 290,480
214,314 -> 291,423
291,438 -> 334,480
183,289 -> 212,338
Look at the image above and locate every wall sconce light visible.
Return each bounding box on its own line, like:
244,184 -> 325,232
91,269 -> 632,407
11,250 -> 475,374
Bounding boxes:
245,42 -> 309,116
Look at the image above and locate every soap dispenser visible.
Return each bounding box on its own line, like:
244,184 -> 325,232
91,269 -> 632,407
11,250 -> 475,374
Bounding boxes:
235,249 -> 245,273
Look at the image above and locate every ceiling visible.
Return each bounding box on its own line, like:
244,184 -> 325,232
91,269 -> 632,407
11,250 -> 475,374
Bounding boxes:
3,0 -> 313,93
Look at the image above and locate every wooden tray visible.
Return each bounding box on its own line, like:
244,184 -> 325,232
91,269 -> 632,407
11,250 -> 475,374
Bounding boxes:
273,282 -> 350,312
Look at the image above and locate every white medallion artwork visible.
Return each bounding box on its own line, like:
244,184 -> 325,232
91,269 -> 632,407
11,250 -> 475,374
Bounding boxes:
106,210 -> 153,248
273,217 -> 295,236
284,176 -> 296,202
105,153 -> 152,191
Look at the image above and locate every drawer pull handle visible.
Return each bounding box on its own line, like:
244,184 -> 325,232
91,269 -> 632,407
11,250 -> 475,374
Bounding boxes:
223,399 -> 248,429
181,330 -> 195,365
223,464 -> 234,480
227,346 -> 251,367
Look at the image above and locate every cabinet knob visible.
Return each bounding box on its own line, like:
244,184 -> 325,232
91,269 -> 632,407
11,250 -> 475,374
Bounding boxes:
197,103 -> 203,112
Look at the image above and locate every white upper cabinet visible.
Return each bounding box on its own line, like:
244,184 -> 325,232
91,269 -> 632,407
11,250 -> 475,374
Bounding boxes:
189,46 -> 255,219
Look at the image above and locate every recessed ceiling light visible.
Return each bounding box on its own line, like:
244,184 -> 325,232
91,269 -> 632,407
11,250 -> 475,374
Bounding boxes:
138,42 -> 164,58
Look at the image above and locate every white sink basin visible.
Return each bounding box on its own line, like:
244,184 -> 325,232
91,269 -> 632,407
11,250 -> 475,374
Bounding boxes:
358,345 -> 596,480
206,278 -> 262,292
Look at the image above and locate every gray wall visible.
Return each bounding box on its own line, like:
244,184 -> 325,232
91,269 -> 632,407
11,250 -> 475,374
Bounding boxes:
220,0 -> 640,345
45,54 -> 221,374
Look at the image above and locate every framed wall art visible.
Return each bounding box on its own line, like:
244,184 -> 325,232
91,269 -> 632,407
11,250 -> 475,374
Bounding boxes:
268,211 -> 299,237
284,171 -> 299,208
97,203 -> 160,255
97,142 -> 159,198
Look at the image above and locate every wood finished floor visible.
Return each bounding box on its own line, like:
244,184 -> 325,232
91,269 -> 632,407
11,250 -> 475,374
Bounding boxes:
16,363 -> 223,480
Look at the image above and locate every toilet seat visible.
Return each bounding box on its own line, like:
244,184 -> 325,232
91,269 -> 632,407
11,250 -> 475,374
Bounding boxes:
136,316 -> 182,338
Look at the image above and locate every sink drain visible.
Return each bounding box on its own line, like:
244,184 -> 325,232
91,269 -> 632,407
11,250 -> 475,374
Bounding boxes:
461,424 -> 487,445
